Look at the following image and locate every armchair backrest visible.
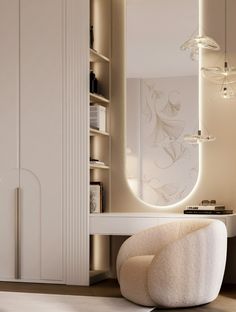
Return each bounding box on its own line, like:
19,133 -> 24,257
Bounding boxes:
116,219 -> 222,281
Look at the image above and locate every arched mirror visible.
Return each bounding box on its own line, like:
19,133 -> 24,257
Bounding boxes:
125,0 -> 199,206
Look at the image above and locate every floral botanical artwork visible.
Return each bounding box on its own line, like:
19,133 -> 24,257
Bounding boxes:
126,77 -> 199,206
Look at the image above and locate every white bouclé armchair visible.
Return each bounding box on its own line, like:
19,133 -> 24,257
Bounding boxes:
116,219 -> 227,308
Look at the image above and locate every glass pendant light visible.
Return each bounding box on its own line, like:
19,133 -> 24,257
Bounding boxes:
184,130 -> 216,144
180,0 -> 220,61
202,61 -> 236,84
219,79 -> 236,99
201,0 -> 236,96
181,33 -> 220,61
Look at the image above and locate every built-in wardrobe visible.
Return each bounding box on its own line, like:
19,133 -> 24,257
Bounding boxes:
0,0 -> 90,285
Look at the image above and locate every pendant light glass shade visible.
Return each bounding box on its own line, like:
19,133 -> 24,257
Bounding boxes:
184,130 -> 216,144
180,34 -> 220,60
180,35 -> 220,51
220,80 -> 236,99
202,62 -> 236,84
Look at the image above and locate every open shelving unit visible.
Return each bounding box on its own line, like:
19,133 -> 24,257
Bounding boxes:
89,269 -> 110,284
89,0 -> 111,284
90,164 -> 110,170
90,128 -> 110,137
89,92 -> 109,105
90,48 -> 110,63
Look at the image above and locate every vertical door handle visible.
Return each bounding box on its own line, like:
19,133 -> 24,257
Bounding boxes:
15,187 -> 21,279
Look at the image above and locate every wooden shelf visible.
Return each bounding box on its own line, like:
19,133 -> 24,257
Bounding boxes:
90,164 -> 109,170
90,128 -> 109,136
89,269 -> 109,284
90,49 -> 110,63
90,93 -> 109,105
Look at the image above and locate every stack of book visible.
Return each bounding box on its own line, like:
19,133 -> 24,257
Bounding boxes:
90,104 -> 106,132
184,205 -> 233,215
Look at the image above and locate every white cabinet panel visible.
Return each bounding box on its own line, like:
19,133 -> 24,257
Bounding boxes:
0,0 -> 19,279
0,0 -> 89,285
20,0 -> 63,281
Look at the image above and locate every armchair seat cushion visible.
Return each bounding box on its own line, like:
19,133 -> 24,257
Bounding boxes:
120,255 -> 155,306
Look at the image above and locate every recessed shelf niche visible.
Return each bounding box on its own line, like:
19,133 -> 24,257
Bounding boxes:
89,0 -> 112,284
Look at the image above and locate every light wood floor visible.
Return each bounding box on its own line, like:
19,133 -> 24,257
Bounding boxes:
0,280 -> 235,311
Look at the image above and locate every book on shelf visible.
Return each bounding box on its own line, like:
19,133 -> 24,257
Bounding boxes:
90,104 -> 106,132
90,182 -> 103,213
184,209 -> 233,215
185,205 -> 226,211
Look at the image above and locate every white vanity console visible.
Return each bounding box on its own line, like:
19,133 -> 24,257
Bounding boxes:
90,213 -> 236,237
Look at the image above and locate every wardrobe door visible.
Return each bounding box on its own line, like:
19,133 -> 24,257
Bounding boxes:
0,0 -> 20,279
20,0 -> 63,281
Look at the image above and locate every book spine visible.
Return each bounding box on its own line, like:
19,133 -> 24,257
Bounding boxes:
184,210 -> 233,215
185,206 -> 225,211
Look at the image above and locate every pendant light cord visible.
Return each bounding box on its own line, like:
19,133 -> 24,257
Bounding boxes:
225,0 -> 227,64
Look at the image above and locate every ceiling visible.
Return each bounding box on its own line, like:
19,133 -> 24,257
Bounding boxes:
126,0 -> 199,78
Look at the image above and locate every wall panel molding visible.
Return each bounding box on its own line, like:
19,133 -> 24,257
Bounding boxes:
62,0 -> 89,285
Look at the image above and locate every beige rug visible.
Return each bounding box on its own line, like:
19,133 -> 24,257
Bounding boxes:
0,291 -> 152,312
